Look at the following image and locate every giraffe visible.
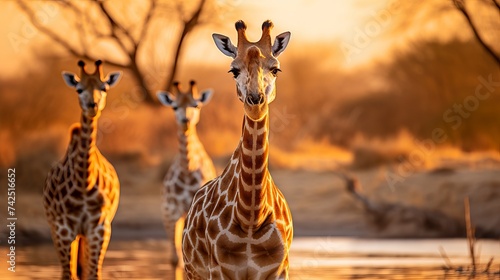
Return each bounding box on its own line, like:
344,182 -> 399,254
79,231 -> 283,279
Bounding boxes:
182,20 -> 293,279
43,60 -> 121,280
157,80 -> 216,267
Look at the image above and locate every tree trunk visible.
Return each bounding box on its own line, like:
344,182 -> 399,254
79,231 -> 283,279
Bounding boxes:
129,63 -> 158,105
163,0 -> 207,91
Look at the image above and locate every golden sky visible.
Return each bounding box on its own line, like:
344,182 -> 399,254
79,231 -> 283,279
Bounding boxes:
0,0 -> 470,79
188,0 -> 397,67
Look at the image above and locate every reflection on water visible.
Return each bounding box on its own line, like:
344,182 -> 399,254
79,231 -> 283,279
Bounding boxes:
1,238 -> 499,279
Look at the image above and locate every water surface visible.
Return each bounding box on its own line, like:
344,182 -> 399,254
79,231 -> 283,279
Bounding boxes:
2,238 -> 499,279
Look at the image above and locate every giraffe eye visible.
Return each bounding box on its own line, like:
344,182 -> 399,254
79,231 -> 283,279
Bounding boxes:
76,89 -> 83,94
228,68 -> 240,79
270,67 -> 281,76
172,106 -> 178,111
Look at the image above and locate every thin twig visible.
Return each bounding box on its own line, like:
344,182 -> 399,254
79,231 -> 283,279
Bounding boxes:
63,0 -> 107,39
96,0 -> 136,46
484,257 -> 494,273
61,1 -> 89,54
16,0 -> 128,69
439,246 -> 454,270
464,196 -> 477,273
17,1 -> 79,56
95,0 -> 132,55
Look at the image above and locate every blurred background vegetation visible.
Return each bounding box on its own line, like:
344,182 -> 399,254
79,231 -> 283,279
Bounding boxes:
0,0 -> 498,197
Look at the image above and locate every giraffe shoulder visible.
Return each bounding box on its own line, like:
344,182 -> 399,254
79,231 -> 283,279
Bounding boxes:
191,178 -> 216,205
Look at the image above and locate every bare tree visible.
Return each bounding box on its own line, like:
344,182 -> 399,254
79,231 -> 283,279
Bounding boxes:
384,0 -> 499,65
17,0 -> 209,105
452,0 -> 500,65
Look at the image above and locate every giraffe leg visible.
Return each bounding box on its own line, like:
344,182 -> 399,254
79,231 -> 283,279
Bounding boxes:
175,265 -> 185,280
85,221 -> 111,280
164,216 -> 179,266
71,235 -> 87,280
278,269 -> 289,280
50,224 -> 77,280
174,216 -> 186,267
162,196 -> 183,267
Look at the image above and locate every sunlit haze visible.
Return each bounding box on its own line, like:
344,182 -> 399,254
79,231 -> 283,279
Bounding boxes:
0,0 -> 405,78
1,1 -> 500,278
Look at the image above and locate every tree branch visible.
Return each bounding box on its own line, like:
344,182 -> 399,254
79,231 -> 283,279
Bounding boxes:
92,0 -> 158,103
453,0 -> 500,65
16,0 -> 128,69
63,1 -> 107,39
492,0 -> 500,10
137,0 -> 157,46
17,0 -> 209,106
163,0 -> 207,90
129,61 -> 157,105
96,0 -> 136,47
60,1 -> 89,54
94,1 -> 133,56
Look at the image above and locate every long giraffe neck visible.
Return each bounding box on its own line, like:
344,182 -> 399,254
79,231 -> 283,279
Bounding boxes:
177,126 -> 203,172
234,112 -> 271,228
74,113 -> 99,187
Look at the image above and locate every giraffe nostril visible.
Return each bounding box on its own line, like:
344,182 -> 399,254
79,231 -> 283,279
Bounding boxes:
182,118 -> 189,124
89,102 -> 97,109
258,95 -> 265,104
246,93 -> 264,105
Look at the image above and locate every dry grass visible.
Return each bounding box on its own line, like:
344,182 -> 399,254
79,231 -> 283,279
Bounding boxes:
440,197 -> 500,277
270,139 -> 352,171
349,131 -> 416,169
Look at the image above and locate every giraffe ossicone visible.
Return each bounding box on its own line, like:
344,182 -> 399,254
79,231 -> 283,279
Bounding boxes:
157,80 -> 216,267
183,20 -> 293,280
44,60 -> 121,280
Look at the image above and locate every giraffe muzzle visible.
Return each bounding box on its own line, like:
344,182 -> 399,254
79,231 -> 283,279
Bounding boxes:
86,103 -> 98,115
245,93 -> 265,106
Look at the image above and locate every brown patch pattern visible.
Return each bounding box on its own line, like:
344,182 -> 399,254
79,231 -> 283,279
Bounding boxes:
183,114 -> 293,279
44,61 -> 120,280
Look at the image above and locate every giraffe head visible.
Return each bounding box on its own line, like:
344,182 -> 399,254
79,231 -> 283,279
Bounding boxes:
213,20 -> 290,120
157,81 -> 214,132
62,60 -> 122,117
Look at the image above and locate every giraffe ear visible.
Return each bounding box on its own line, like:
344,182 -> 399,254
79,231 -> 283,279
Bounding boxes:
212,33 -> 237,58
157,91 -> 176,107
198,89 -> 214,105
62,71 -> 79,88
105,71 -> 122,88
272,32 -> 291,57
